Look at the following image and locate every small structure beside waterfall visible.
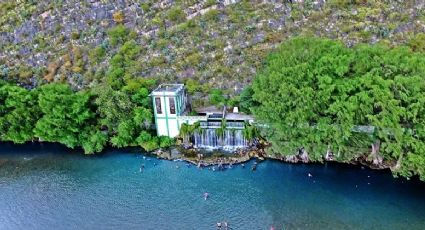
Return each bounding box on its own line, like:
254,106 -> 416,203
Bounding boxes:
150,84 -> 254,150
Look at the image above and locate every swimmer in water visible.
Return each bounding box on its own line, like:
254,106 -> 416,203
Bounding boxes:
204,192 -> 209,200
217,222 -> 222,229
308,173 -> 313,177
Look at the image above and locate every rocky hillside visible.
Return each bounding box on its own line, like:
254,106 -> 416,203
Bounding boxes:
1,0 -> 424,93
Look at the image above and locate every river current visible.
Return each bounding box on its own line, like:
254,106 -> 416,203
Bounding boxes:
0,142 -> 424,230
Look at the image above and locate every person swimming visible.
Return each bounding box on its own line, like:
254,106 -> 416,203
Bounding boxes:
216,222 -> 222,229
204,192 -> 209,200
251,163 -> 257,171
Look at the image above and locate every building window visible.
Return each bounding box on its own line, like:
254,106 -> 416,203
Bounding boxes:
155,97 -> 162,114
169,97 -> 176,114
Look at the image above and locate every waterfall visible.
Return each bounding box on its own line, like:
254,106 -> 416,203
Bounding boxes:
193,128 -> 248,150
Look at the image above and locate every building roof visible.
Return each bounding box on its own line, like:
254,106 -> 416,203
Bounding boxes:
194,105 -> 223,114
151,84 -> 184,96
225,113 -> 254,121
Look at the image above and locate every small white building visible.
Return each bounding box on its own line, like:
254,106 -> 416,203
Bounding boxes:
150,84 -> 187,137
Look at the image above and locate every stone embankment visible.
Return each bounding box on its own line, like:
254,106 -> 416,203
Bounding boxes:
151,142 -> 396,174
152,145 -> 266,167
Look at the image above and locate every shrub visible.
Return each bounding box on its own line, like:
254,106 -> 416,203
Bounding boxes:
205,0 -> 216,7
159,136 -> 175,148
71,31 -> 80,40
167,6 -> 186,23
89,46 -> 106,64
408,33 -> 425,52
113,11 -> 124,23
204,9 -> 219,22
186,52 -> 202,66
185,79 -> 205,94
108,25 -> 130,46
208,89 -> 226,106
141,3 -> 150,12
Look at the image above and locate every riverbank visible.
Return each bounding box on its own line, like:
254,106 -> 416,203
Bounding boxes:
0,140 -> 398,177
151,143 -> 396,175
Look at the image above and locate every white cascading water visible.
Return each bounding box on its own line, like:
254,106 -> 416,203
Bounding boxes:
193,128 -> 248,150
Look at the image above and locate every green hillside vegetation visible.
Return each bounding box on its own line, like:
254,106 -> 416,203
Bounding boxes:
1,1 -> 424,93
252,37 -> 425,180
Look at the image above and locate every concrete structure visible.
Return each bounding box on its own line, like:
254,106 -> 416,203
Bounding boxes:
150,84 -> 187,137
151,84 -> 254,141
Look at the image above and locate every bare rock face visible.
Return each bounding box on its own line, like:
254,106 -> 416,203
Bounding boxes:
369,142 -> 384,166
153,148 -> 171,160
220,0 -> 241,6
284,155 -> 298,163
298,148 -> 309,163
278,148 -> 310,164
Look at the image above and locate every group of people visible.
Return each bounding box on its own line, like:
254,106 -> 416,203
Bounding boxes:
139,155 -> 260,173
196,157 -> 249,172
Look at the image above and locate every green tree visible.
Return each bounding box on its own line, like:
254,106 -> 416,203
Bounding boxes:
107,40 -> 141,90
34,83 -> 94,148
93,82 -> 158,151
252,37 -> 425,179
108,25 -> 134,46
208,89 -> 226,106
239,86 -> 256,114
0,85 -> 40,143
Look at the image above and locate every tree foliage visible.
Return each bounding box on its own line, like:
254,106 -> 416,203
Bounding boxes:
0,85 -> 40,143
252,37 -> 425,179
0,80 -> 172,154
34,83 -> 94,148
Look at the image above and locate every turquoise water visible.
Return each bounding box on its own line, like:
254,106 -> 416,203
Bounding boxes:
0,143 -> 425,230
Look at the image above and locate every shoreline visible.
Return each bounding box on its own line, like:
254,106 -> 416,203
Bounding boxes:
151,145 -> 394,172
0,141 -> 394,174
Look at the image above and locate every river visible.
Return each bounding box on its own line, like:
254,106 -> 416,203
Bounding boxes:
0,142 -> 424,230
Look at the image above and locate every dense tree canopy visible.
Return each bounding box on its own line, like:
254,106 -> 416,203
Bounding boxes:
252,37 -> 425,179
0,85 -> 40,143
34,83 -> 95,149
0,81 -> 173,154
